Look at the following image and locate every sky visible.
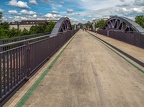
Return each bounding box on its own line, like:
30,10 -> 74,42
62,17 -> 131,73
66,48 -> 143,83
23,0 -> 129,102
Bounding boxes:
0,0 -> 144,24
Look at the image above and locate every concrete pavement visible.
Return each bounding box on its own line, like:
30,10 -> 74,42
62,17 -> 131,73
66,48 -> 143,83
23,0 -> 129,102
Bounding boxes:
5,29 -> 144,107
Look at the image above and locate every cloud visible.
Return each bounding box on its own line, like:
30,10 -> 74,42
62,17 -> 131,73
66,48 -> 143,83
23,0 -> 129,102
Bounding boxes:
45,13 -> 55,18
76,0 -> 121,10
8,10 -> 18,14
51,4 -> 62,10
33,14 -> 37,18
21,17 -> 27,20
115,7 -> 144,17
70,0 -> 144,21
29,0 -> 38,5
41,0 -> 51,2
45,13 -> 52,17
67,9 -> 74,13
44,13 -> 62,20
2,17 -> 8,21
134,0 -> 144,6
51,11 -> 59,14
75,13 -> 80,15
116,4 -> 130,7
8,0 -> 30,9
69,17 -> 80,24
20,10 -> 36,15
0,9 -> 3,12
116,7 -> 144,13
87,15 -> 92,18
55,15 -> 62,18
119,0 -> 125,2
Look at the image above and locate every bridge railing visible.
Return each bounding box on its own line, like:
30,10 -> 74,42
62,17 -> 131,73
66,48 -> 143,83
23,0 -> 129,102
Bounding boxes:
0,32 -> 50,45
0,29 -> 78,106
98,29 -> 144,48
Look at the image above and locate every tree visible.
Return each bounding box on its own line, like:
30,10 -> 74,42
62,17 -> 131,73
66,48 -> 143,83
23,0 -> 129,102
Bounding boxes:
22,28 -> 29,35
37,23 -> 47,33
45,21 -> 56,33
8,28 -> 21,38
135,15 -> 144,28
80,24 -> 83,29
29,23 -> 48,34
86,21 -> 92,28
1,22 -> 9,30
0,27 -> 8,39
72,24 -> 75,30
29,25 -> 39,34
95,19 -> 107,29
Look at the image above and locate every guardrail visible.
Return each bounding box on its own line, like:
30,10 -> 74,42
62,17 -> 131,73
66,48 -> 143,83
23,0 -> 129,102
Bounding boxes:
0,29 -> 78,106
98,29 -> 144,48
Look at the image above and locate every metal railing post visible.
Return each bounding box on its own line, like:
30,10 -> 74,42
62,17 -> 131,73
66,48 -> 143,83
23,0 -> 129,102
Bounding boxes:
25,41 -> 30,80
0,53 -> 2,100
0,40 -> 2,52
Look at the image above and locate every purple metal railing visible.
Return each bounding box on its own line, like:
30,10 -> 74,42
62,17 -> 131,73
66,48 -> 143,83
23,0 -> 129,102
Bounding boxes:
0,29 -> 78,106
98,29 -> 144,48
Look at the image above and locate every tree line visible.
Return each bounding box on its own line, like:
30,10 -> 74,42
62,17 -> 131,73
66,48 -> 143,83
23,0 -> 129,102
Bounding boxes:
0,21 -> 56,39
0,11 -> 57,39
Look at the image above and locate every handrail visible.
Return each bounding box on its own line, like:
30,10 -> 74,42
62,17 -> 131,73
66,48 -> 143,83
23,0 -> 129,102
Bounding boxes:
0,34 -> 51,48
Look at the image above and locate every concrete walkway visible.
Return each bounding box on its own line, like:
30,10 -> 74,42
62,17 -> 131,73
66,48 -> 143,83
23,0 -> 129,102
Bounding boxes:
5,30 -> 144,107
88,31 -> 144,64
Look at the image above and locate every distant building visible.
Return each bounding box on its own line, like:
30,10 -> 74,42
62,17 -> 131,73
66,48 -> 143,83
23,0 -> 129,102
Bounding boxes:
9,20 -> 58,30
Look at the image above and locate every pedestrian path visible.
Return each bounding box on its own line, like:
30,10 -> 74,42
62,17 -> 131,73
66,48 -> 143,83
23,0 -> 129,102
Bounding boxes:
4,29 -> 144,107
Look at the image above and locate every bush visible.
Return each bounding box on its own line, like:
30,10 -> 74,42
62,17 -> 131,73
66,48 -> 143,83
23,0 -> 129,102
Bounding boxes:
135,15 -> 144,28
95,19 -> 107,29
0,28 -> 8,39
45,21 -> 56,33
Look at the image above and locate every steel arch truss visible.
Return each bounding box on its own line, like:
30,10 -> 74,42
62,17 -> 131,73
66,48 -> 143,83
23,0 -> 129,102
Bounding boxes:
51,17 -> 72,35
103,16 -> 144,33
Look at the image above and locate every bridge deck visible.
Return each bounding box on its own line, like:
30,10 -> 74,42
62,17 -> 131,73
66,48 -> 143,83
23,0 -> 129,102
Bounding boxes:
88,31 -> 144,64
5,29 -> 144,107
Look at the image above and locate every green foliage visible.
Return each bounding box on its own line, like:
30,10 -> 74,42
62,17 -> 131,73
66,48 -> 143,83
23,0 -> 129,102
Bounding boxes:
38,23 -> 47,33
29,25 -> 39,34
86,21 -> 92,27
30,22 -> 51,34
1,22 -> 9,30
22,28 -> 30,35
95,19 -> 107,29
0,28 -> 8,39
72,25 -> 75,30
135,15 -> 144,28
45,21 -> 56,32
0,21 -> 10,38
0,21 -> 56,39
80,24 -> 83,29
8,28 -> 21,38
